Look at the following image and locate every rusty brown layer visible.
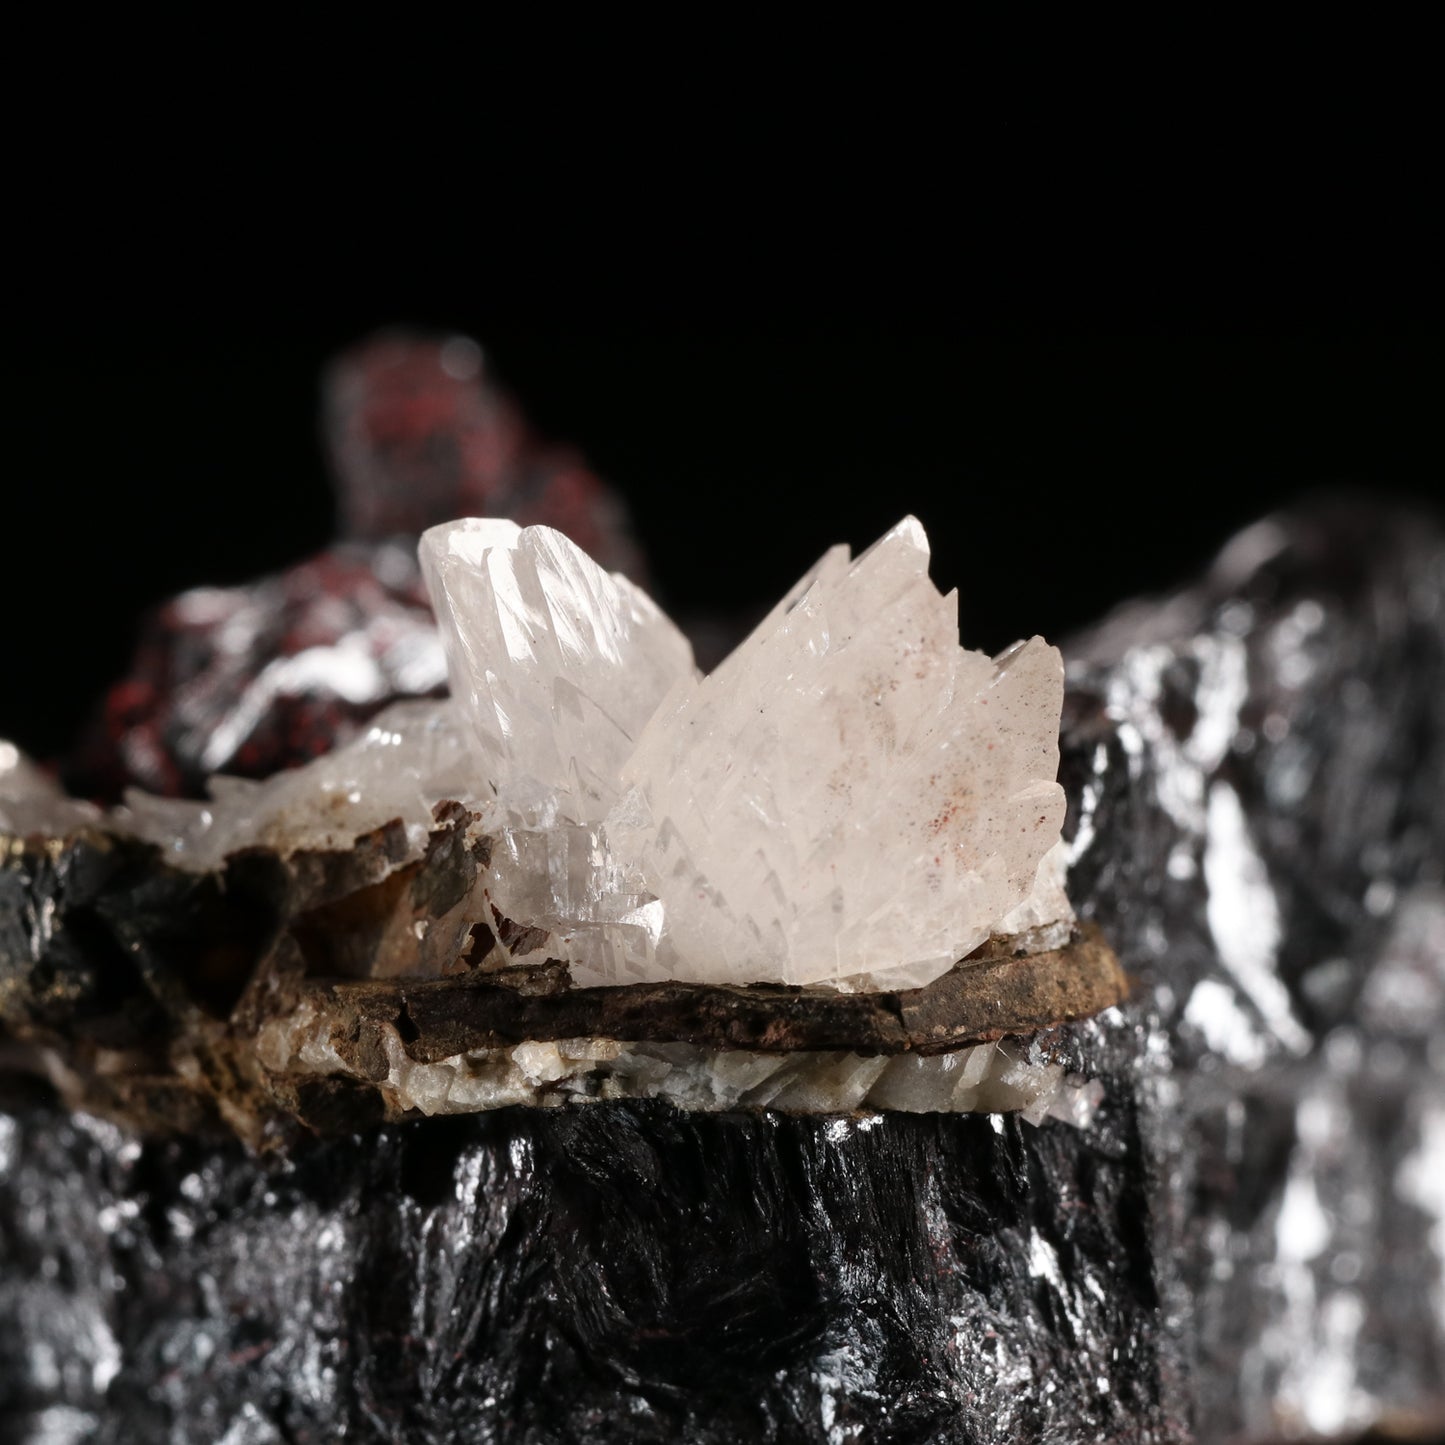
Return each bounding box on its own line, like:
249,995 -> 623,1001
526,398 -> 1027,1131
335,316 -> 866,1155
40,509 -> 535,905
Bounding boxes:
311,924 -> 1128,1063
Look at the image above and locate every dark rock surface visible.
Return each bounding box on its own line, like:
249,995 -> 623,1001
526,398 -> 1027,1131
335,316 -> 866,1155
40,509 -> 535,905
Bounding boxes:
3,500 -> 1444,1442
0,1096 -> 1162,1444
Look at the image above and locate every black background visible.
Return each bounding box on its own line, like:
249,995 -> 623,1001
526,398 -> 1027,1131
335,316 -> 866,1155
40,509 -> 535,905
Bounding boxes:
4,40 -> 1440,763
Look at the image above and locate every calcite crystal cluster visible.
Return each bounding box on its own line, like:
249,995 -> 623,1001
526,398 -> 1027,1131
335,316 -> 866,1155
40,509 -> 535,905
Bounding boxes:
418,514 -> 1071,990
91,512 -> 1079,994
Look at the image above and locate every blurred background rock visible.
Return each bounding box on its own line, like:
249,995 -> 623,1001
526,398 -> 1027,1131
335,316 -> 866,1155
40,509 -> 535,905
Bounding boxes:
5,319 -> 1437,765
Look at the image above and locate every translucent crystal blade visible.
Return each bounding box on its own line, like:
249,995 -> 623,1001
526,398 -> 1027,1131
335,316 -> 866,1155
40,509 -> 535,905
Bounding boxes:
419,519 -> 696,824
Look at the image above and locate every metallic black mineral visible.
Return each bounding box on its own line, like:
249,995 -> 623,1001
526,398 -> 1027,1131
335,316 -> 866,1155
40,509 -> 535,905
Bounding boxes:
3,500 -> 1444,1443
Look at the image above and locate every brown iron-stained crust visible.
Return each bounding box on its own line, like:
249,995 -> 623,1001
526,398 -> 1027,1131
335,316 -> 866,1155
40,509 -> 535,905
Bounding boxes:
316,924 -> 1127,1063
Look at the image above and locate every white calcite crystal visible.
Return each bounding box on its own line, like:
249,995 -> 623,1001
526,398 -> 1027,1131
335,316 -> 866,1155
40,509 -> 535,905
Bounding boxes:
120,515 -> 1072,994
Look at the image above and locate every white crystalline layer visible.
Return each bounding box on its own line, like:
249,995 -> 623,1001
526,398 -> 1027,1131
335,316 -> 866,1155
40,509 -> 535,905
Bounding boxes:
604,518 -> 1069,988
419,519 -> 696,826
257,1001 -> 1102,1126
120,700 -> 481,870
0,741 -> 100,837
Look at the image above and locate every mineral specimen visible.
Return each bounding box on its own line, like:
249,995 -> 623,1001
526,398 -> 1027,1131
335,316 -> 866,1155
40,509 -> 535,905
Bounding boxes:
0,746 -> 1120,1140
5,386 -> 1441,1443
0,510 -> 1119,1143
